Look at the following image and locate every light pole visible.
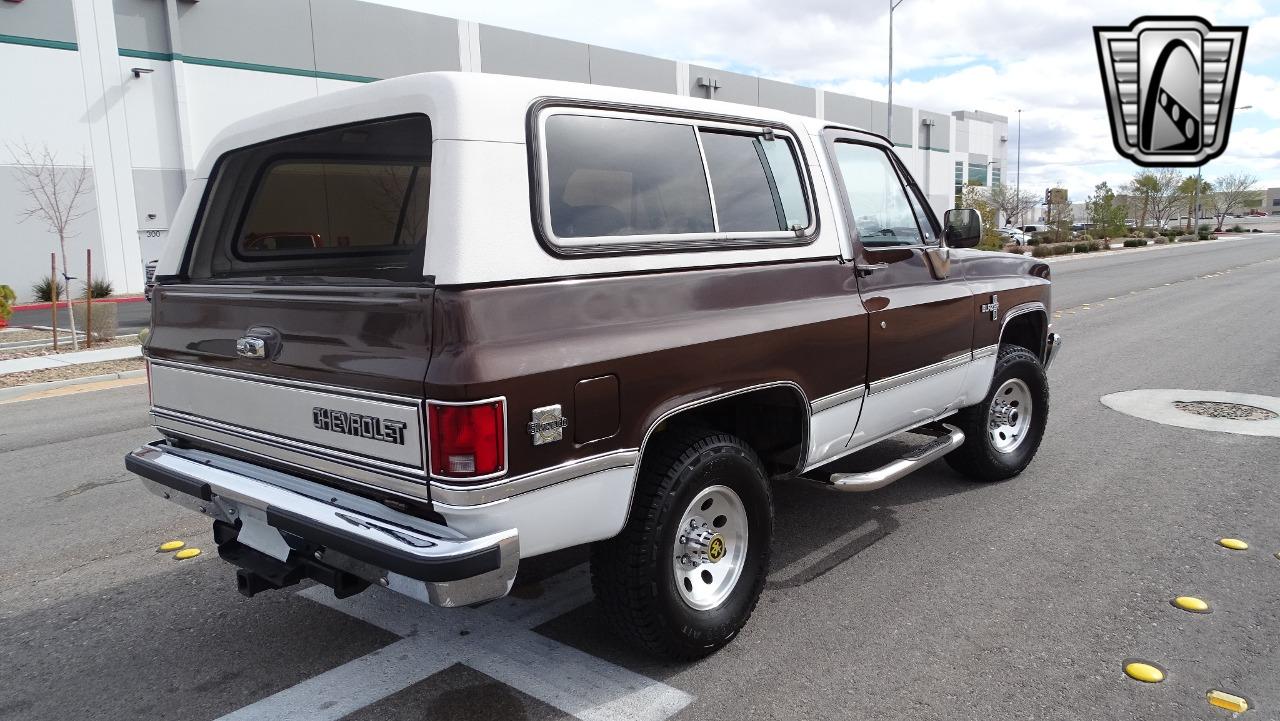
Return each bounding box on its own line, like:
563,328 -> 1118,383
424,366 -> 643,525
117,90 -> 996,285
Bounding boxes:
886,0 -> 908,142
1015,109 -> 1022,227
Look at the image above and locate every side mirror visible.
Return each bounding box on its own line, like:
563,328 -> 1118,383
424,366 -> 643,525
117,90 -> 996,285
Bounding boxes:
943,208 -> 982,248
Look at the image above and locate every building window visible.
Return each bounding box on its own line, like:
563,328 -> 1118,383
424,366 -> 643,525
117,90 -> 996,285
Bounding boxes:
967,163 -> 988,186
992,166 -> 1001,187
954,161 -> 964,207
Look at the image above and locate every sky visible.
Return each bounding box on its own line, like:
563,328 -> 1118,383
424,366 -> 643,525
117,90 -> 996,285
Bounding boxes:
375,0 -> 1280,203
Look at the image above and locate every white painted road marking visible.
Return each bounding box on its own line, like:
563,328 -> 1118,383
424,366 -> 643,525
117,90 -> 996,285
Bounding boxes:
215,564 -> 693,721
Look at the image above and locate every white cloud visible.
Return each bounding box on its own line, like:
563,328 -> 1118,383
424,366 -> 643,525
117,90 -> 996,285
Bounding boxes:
395,0 -> 1280,189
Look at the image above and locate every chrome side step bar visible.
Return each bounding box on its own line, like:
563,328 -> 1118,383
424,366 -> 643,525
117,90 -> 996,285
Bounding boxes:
816,423 -> 965,492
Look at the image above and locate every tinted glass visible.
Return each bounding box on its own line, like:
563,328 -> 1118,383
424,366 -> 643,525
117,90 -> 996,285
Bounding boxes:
546,114 -> 714,238
239,161 -> 429,258
700,131 -> 810,233
833,143 -> 923,247
759,137 -> 810,229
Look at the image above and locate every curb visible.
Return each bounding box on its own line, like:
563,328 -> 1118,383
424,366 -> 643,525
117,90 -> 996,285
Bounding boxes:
11,295 -> 147,312
1038,234 -> 1256,264
0,369 -> 147,401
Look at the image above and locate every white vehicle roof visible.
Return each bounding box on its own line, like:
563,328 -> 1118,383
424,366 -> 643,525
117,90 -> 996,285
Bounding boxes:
166,72 -> 873,284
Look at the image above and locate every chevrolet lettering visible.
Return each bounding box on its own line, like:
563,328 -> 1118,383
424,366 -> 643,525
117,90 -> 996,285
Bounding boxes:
312,408 -> 408,446
125,72 -> 1062,660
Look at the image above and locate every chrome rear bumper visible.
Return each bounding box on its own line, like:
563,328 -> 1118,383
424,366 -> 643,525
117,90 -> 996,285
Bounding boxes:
126,441 -> 518,607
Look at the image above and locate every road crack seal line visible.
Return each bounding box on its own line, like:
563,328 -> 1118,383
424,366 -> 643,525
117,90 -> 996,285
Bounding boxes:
49,474 -> 133,501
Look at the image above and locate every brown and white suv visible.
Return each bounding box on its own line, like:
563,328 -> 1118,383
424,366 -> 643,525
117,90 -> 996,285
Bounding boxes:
126,72 -> 1061,660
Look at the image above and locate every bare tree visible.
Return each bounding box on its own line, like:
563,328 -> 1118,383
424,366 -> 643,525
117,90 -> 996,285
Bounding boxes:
1145,169 -> 1188,231
989,184 -> 1040,228
9,143 -> 93,350
1209,173 -> 1261,231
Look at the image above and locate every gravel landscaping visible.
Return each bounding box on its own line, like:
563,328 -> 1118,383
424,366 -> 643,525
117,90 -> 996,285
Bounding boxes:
0,357 -> 145,389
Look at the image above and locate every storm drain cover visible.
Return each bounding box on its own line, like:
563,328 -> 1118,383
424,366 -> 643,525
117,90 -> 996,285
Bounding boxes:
1101,389 -> 1280,437
1173,400 -> 1278,422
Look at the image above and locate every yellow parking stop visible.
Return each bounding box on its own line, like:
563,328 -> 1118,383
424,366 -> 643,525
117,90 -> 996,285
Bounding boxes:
1123,661 -> 1165,683
1207,690 -> 1248,713
1218,538 -> 1248,550
174,548 -> 201,560
158,541 -> 185,552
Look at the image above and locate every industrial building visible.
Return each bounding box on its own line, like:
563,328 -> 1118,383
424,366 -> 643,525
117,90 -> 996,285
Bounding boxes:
0,0 -> 1010,300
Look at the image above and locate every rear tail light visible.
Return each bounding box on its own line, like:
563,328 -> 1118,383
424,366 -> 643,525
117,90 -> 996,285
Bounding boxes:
427,399 -> 506,479
145,360 -> 152,406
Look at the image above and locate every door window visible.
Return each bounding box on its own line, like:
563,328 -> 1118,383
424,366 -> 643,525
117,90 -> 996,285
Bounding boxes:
832,142 -> 923,247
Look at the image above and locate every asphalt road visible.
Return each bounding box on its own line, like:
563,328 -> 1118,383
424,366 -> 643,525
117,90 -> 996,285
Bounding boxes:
2,234 -> 1279,721
7,300 -> 152,334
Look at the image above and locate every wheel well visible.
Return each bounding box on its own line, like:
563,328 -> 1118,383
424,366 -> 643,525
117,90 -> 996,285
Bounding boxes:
1001,310 -> 1047,360
645,385 -> 808,479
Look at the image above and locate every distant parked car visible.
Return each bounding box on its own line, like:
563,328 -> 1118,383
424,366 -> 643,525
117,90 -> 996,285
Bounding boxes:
998,227 -> 1030,245
144,259 -> 158,301
1019,224 -> 1050,234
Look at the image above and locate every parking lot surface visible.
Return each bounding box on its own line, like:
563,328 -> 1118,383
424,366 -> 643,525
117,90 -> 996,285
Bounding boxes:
2,235 -> 1278,721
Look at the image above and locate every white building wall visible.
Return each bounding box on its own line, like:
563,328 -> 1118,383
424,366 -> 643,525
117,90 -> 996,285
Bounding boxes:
0,0 -> 1012,302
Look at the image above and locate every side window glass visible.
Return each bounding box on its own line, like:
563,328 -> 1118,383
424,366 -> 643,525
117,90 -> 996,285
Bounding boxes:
905,185 -> 938,245
832,142 -> 923,247
699,131 -> 810,232
545,114 -> 714,238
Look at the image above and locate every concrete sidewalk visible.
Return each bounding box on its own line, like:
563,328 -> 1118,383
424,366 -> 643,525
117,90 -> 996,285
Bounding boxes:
0,344 -> 142,374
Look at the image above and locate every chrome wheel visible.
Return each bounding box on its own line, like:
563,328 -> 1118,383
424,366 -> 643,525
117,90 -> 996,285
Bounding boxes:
989,378 -> 1033,453
672,484 -> 748,611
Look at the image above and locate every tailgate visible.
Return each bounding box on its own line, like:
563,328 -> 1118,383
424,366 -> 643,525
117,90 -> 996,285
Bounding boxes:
146,284 -> 433,476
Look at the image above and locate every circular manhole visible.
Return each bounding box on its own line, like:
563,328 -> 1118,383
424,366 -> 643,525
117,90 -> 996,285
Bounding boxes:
1173,400 -> 1278,421
1100,389 -> 1280,437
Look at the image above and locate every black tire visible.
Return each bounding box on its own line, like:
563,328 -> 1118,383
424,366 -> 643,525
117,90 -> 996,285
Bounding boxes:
590,426 -> 773,660
945,344 -> 1049,481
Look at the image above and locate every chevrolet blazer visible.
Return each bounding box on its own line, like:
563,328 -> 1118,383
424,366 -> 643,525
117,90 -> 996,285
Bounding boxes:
126,72 -> 1061,660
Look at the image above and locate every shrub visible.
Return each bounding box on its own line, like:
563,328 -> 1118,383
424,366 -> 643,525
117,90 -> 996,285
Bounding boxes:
1198,232 -> 1211,240
1197,224 -> 1212,233
1144,229 -> 1158,238
1031,245 -> 1051,258
1080,234 -> 1094,242
1072,242 -> 1091,253
83,278 -> 114,299
0,284 -> 15,323
1091,239 -> 1106,251
32,275 -> 64,303
1052,244 -> 1073,256
1005,245 -> 1028,255
1230,224 -> 1245,232
1123,238 -> 1149,248
1031,231 -> 1056,244
138,327 -> 151,346
71,300 -> 118,342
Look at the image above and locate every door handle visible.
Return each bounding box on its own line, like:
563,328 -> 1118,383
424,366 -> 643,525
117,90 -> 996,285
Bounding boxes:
855,262 -> 889,277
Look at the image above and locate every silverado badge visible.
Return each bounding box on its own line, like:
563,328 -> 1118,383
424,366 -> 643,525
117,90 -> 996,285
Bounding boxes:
528,405 -> 568,445
981,294 -> 1000,321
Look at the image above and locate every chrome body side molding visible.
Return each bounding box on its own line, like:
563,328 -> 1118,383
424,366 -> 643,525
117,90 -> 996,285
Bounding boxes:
429,449 -> 640,507
868,354 -> 971,395
811,385 -> 866,413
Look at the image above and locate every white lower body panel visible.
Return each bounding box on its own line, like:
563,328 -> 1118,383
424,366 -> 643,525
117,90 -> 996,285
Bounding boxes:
434,465 -> 636,558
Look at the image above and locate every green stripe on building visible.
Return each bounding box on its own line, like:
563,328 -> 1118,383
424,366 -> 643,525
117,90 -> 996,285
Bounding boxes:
0,33 -> 77,51
118,48 -> 378,83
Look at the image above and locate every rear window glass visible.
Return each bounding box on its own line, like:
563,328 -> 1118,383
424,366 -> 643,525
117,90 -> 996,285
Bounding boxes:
238,160 -> 428,259
188,114 -> 431,282
545,114 -> 714,238
699,131 -> 810,233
